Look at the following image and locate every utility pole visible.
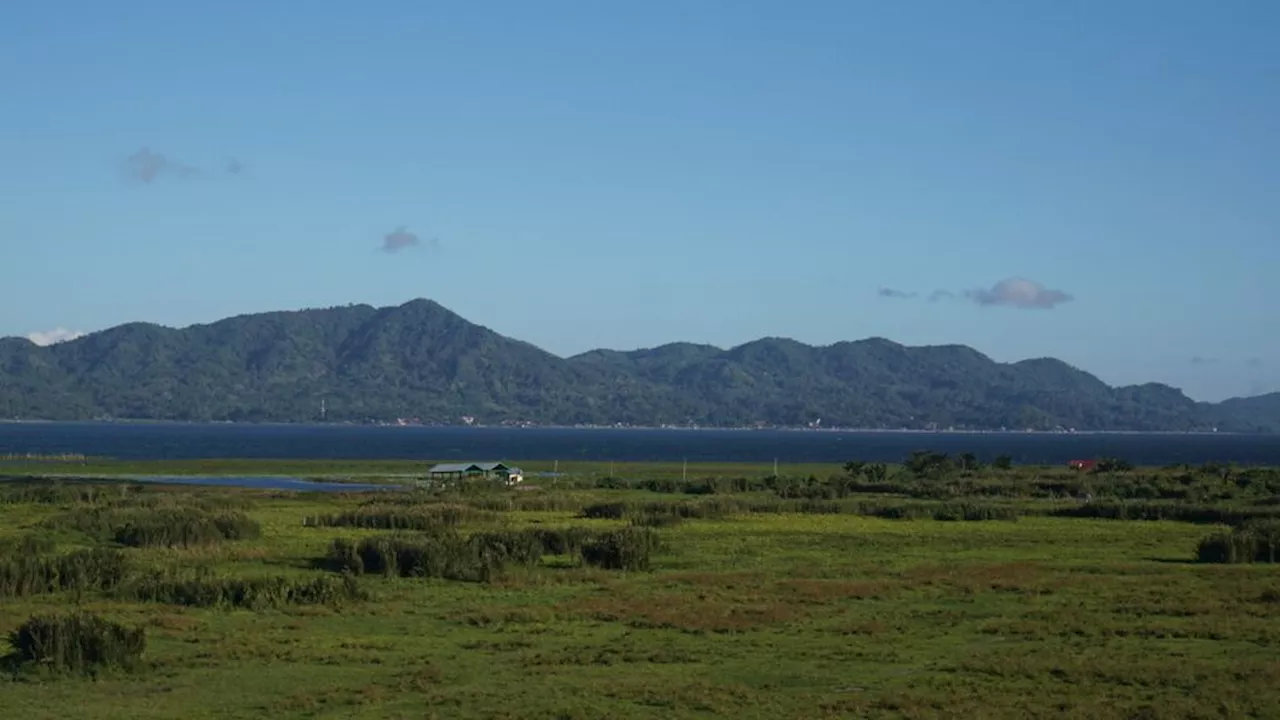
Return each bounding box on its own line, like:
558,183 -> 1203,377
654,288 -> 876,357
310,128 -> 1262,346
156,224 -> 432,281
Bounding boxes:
774,457 -> 778,476
683,458 -> 687,482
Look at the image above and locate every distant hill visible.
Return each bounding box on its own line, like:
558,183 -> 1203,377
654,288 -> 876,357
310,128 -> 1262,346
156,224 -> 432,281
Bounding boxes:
1,299 -> 1275,432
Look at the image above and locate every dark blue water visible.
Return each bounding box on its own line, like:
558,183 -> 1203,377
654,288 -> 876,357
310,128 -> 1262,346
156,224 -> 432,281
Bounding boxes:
124,476 -> 401,492
1,422 -> 1278,465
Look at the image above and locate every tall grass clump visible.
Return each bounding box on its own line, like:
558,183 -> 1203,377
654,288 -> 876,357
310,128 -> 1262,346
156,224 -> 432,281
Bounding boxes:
1052,502 -> 1280,526
581,499 -> 744,524
8,613 -> 145,675
112,509 -> 260,548
42,507 -> 260,548
0,549 -> 129,598
1197,521 -> 1280,564
580,528 -> 659,571
0,480 -> 135,506
379,492 -> 585,514
302,503 -> 494,530
929,503 -> 1021,522
124,573 -> 366,609
324,531 -> 511,582
322,527 -> 600,581
525,527 -> 599,555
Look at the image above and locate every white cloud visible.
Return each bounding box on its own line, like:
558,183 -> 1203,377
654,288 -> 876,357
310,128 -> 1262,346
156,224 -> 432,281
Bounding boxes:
964,278 -> 1073,310
27,328 -> 85,346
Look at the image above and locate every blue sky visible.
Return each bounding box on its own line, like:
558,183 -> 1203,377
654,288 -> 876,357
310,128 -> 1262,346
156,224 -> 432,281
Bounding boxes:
1,1 -> 1277,402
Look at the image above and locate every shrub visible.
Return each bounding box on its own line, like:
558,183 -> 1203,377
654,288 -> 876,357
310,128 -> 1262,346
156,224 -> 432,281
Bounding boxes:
8,613 -> 145,675
321,526 -> 650,581
1052,502 -> 1280,526
469,530 -> 544,568
526,527 -> 598,555
112,509 -> 261,548
581,499 -> 742,523
42,507 -> 261,548
931,503 -> 1021,522
0,548 -> 129,598
581,528 -> 659,571
125,574 -> 366,609
1197,521 -> 1280,564
0,480 -> 130,506
302,504 -> 494,530
0,534 -> 57,556
582,502 -> 628,520
326,531 -> 502,583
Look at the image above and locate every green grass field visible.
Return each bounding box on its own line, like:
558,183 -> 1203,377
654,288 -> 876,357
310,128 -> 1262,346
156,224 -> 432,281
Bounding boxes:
2,460 -> 1278,718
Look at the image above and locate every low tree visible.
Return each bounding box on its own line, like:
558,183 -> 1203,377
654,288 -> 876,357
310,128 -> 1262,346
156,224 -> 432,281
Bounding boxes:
864,462 -> 888,483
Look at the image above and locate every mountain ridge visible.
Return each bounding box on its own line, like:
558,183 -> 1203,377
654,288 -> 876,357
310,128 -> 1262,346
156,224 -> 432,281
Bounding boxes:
2,299 -> 1275,432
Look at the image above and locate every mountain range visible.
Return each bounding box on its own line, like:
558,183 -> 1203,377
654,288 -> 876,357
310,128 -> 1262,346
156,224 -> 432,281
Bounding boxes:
1,299 -> 1276,432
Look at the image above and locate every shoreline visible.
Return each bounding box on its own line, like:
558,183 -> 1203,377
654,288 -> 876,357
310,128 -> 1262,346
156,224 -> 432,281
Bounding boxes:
0,418 -> 1250,436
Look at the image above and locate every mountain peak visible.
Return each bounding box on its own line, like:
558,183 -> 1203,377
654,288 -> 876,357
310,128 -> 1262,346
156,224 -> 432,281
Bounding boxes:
0,300 -> 1275,431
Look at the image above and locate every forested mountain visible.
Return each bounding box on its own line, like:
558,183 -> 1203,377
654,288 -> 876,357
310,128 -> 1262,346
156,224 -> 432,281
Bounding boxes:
1,299 -> 1276,431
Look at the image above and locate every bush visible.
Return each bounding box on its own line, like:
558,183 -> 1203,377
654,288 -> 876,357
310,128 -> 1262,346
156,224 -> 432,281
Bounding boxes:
582,502 -> 628,520
8,613 -> 145,675
1052,502 -> 1280,526
302,504 -> 494,530
931,503 -> 1021,522
0,548 -> 129,598
124,574 -> 366,609
1197,521 -> 1280,564
581,528 -> 659,571
325,531 -> 505,583
112,509 -> 261,548
581,499 -> 742,523
469,530 -> 544,568
526,527 -> 598,555
0,480 -> 133,506
42,507 -> 261,548
322,525 -> 656,580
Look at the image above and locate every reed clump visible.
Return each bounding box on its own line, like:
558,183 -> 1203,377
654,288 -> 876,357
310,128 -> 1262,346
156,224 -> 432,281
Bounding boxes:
123,573 -> 366,609
8,613 -> 146,675
1196,521 -> 1280,564
302,503 -> 495,530
42,507 -> 260,548
580,528 -> 659,571
0,548 -> 129,598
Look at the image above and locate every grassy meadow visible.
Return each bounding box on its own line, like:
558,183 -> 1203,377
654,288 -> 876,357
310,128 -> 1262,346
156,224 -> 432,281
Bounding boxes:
1,455 -> 1279,718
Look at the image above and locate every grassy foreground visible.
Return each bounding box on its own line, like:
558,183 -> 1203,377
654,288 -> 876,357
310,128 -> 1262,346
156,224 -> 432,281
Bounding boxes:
2,459 -> 1279,718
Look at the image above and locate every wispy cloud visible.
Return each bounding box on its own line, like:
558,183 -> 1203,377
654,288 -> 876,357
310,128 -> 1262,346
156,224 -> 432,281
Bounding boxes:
1248,357 -> 1263,368
120,147 -> 246,183
878,287 -> 917,299
27,328 -> 84,346
1190,356 -> 1218,365
381,226 -> 435,253
878,278 -> 1073,310
121,147 -> 200,183
964,278 -> 1073,310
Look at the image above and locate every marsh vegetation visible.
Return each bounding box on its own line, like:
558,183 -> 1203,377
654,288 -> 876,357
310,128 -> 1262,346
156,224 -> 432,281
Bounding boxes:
1,455 -> 1279,718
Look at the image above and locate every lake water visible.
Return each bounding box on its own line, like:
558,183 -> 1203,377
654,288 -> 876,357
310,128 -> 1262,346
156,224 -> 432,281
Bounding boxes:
122,476 -> 402,492
1,422 -> 1278,465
